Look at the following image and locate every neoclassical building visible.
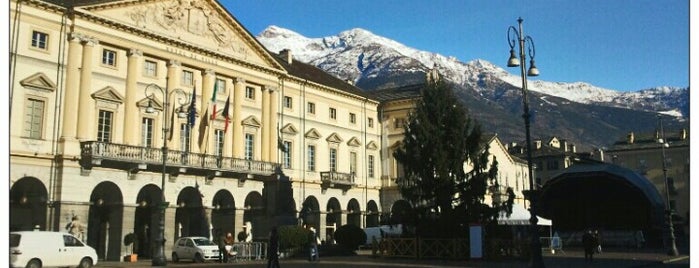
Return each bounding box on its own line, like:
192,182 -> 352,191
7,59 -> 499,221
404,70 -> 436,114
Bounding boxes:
10,0 -> 383,261
10,0 -> 536,262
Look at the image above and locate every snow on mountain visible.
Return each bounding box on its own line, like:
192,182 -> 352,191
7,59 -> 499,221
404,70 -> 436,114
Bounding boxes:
257,26 -> 687,117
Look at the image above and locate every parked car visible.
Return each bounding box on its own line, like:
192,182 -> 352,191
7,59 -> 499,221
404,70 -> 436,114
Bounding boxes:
10,231 -> 98,268
171,236 -> 220,263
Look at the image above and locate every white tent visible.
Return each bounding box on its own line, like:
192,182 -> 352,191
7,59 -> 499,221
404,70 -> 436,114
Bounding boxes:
497,204 -> 552,226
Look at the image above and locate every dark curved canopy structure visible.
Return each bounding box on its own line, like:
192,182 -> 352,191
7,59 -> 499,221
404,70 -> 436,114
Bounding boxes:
539,163 -> 664,231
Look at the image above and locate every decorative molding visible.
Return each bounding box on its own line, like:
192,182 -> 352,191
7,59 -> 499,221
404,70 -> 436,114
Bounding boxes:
305,128 -> 321,140
366,141 -> 378,150
281,123 -> 298,135
91,86 -> 125,104
347,137 -> 361,147
326,133 -> 343,144
19,73 -> 56,92
241,115 -> 261,127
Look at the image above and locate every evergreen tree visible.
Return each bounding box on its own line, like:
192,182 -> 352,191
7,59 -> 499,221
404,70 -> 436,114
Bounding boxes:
393,73 -> 505,237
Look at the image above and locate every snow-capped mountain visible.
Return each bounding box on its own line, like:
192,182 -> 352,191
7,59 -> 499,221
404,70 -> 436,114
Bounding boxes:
258,26 -> 687,118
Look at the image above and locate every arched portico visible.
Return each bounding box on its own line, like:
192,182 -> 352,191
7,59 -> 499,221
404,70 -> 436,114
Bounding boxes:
366,200 -> 380,227
211,190 -> 236,239
176,186 -> 209,239
347,198 -> 361,227
390,199 -> 413,225
10,177 -> 48,231
301,196 -> 321,230
243,191 -> 264,241
134,184 -> 162,259
88,181 -> 124,261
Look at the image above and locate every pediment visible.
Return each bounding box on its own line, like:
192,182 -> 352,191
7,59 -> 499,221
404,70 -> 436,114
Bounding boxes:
347,137 -> 361,147
92,86 -> 125,104
136,97 -> 163,111
305,128 -> 321,140
326,133 -> 343,144
281,123 -> 298,135
80,0 -> 283,70
366,141 -> 378,150
242,115 -> 261,127
20,73 -> 56,92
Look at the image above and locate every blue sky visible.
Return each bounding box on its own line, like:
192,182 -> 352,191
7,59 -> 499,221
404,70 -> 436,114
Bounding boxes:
223,0 -> 690,92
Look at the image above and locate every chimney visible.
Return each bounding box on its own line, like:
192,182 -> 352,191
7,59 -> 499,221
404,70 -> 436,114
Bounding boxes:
680,128 -> 687,140
627,132 -> 635,144
571,144 -> 576,153
345,79 -> 354,85
534,140 -> 542,150
279,49 -> 292,64
595,148 -> 604,162
561,140 -> 569,152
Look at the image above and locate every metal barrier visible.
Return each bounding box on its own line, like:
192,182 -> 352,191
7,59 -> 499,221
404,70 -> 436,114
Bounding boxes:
231,242 -> 267,261
539,236 -> 563,254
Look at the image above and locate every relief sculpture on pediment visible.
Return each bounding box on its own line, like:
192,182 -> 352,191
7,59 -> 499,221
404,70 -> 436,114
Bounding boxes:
124,0 -> 249,60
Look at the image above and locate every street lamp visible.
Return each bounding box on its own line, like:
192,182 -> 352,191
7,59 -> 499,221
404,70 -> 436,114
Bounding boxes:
144,82 -> 189,266
657,115 -> 679,256
506,17 -> 544,268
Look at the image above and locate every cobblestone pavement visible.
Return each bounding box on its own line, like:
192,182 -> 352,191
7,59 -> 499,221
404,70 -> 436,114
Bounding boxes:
97,249 -> 689,268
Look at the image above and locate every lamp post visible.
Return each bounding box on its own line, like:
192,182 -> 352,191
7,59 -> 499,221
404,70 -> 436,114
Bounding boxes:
506,17 -> 544,268
657,115 -> 679,256
145,82 -> 189,266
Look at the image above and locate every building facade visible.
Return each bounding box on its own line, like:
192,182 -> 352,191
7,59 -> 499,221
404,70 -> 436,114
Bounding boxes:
10,0 -> 381,261
605,129 -> 690,236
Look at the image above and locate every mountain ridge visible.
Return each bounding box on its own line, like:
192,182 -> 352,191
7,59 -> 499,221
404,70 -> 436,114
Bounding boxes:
257,25 -> 689,149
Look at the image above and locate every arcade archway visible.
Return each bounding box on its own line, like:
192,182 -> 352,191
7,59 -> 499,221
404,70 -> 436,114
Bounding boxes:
10,177 -> 48,231
134,184 -> 162,258
326,197 -> 342,241
366,200 -> 380,227
346,199 -> 361,227
176,186 -> 208,239
243,191 -> 264,241
88,181 -> 123,261
300,196 -> 320,230
211,190 -> 236,239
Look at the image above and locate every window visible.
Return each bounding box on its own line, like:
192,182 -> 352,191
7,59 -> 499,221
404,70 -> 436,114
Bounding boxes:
368,155 -> 375,178
394,118 -> 406,129
143,60 -> 157,77
284,96 -> 293,109
215,78 -> 226,94
307,102 -> 315,114
31,30 -> 48,50
368,117 -> 374,128
350,152 -> 357,175
23,98 -> 44,139
282,141 -> 292,169
329,148 -> 337,172
102,49 -> 117,66
142,118 -> 154,147
214,129 -> 224,156
180,124 -> 191,152
349,113 -> 356,124
245,133 -> 254,160
307,145 -> 316,171
97,110 -> 113,142
182,70 -> 194,86
329,108 -> 337,120
245,86 -> 255,100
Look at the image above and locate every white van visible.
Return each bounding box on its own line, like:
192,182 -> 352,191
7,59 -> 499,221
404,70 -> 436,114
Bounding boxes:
10,231 -> 98,268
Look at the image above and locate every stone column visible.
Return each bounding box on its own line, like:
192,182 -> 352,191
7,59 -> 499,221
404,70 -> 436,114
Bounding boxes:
61,33 -> 82,143
123,49 -> 142,145
261,86 -> 270,161
166,61 -> 181,150
319,213 -> 327,244
269,87 -> 279,163
76,38 -> 97,141
232,78 -> 245,158
234,209 -> 245,240
224,78 -> 234,158
199,69 -> 215,154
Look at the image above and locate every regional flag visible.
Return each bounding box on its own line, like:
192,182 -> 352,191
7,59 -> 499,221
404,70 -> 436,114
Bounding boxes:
222,96 -> 231,133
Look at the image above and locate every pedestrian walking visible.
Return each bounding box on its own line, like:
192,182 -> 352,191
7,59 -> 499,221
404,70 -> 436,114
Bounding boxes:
267,227 -> 280,268
308,227 -> 319,261
582,230 -> 595,262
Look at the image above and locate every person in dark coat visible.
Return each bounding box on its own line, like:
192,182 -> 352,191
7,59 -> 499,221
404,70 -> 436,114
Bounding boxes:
267,227 -> 280,268
582,230 -> 595,262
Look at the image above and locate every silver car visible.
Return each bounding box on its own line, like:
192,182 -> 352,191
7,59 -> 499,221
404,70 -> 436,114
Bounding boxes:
171,237 -> 220,263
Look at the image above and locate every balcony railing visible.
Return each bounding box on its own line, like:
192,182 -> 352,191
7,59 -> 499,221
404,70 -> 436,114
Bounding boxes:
80,141 -> 277,177
320,171 -> 355,191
